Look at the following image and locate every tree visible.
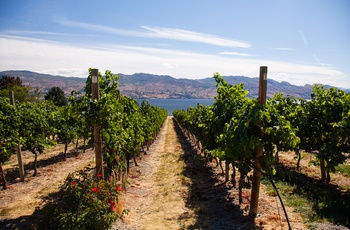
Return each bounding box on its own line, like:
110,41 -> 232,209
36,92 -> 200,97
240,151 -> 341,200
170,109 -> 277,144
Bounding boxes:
0,76 -> 32,102
0,76 -> 23,89
45,86 -> 68,107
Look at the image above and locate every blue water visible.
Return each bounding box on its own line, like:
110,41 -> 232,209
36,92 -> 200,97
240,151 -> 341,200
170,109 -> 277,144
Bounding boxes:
138,98 -> 214,115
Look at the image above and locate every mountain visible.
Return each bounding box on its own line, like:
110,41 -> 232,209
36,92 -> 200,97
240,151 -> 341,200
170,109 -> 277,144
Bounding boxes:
0,70 -> 345,99
197,76 -> 314,99
117,73 -> 216,99
0,70 -> 86,96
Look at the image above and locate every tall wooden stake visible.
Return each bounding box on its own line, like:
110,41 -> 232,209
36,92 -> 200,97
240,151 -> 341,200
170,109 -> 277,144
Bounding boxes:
91,69 -> 104,179
249,66 -> 267,217
9,91 -> 25,182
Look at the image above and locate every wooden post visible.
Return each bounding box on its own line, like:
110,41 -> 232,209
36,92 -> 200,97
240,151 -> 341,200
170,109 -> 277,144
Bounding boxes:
91,69 -> 104,179
249,66 -> 267,217
9,91 -> 25,182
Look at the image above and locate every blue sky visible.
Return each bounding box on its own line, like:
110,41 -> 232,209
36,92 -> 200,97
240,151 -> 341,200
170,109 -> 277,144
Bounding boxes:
1,0 -> 349,88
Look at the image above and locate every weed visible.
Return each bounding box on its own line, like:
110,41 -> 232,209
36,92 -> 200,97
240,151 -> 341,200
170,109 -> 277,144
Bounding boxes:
0,208 -> 11,216
263,164 -> 350,227
335,164 -> 350,178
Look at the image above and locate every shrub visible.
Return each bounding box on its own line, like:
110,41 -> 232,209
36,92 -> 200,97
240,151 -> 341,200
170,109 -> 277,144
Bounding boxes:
44,168 -> 128,230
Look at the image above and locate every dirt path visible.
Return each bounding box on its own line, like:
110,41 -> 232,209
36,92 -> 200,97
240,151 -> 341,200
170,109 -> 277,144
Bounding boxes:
113,116 -> 197,229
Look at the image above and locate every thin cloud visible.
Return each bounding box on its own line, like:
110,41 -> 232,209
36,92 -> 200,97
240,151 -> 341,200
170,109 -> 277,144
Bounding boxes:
141,26 -> 251,48
313,54 -> 331,67
60,20 -> 145,37
272,47 -> 295,51
42,68 -> 88,77
60,20 -> 251,48
313,54 -> 322,65
219,52 -> 255,57
299,30 -> 308,47
1,30 -> 67,36
162,63 -> 179,69
1,30 -> 104,39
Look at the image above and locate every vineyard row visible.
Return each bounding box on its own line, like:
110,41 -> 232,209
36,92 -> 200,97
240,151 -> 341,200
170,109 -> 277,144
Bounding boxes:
173,72 -> 350,217
0,69 -> 168,190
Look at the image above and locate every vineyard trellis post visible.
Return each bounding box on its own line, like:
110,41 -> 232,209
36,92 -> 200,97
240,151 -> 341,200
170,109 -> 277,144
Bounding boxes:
9,91 -> 25,182
91,68 -> 104,179
249,66 -> 267,217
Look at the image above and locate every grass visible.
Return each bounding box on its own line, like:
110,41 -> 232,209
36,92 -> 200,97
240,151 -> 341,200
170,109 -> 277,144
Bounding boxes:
335,164 -> 350,178
154,149 -> 185,202
262,164 -> 350,228
262,178 -> 319,223
0,208 -> 11,216
299,151 -> 350,178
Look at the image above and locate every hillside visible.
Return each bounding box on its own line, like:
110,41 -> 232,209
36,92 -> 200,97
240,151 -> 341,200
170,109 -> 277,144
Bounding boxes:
0,70 -> 86,97
0,70 -> 342,99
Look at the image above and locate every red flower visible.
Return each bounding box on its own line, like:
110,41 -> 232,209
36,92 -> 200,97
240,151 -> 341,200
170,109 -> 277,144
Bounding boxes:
109,199 -> 115,205
92,187 -> 98,193
110,205 -> 115,212
116,186 -> 122,191
97,173 -> 102,177
71,181 -> 77,186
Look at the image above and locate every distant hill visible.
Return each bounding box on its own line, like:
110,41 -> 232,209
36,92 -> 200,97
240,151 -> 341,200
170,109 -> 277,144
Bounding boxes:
117,73 -> 216,99
0,70 -> 346,99
0,70 -> 86,97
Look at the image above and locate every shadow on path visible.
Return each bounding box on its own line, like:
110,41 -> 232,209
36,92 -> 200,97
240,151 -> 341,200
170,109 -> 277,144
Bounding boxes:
173,118 -> 259,229
0,214 -> 43,230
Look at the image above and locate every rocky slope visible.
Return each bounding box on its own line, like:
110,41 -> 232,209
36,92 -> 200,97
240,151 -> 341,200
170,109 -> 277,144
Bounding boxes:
1,70 -> 343,99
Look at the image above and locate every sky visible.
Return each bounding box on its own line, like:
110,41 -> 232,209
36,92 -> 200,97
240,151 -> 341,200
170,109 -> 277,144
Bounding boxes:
0,0 -> 349,88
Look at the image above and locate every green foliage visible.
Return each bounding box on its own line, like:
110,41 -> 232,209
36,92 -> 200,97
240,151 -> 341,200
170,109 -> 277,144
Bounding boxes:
174,72 -> 300,196
174,73 -> 350,188
18,101 -> 55,153
81,69 -> 167,178
53,103 -> 80,159
0,68 -> 167,225
0,76 -> 23,89
140,100 -> 168,144
302,85 -> 349,181
43,168 -> 127,230
68,91 -> 92,148
176,72 -> 299,165
0,97 -> 20,172
45,86 -> 68,107
0,75 -> 33,102
17,100 -> 56,176
0,85 -> 25,99
267,93 -> 304,152
335,164 -> 350,178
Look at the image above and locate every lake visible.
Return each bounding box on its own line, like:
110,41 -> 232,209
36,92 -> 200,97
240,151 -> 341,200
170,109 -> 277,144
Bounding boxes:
138,98 -> 214,115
